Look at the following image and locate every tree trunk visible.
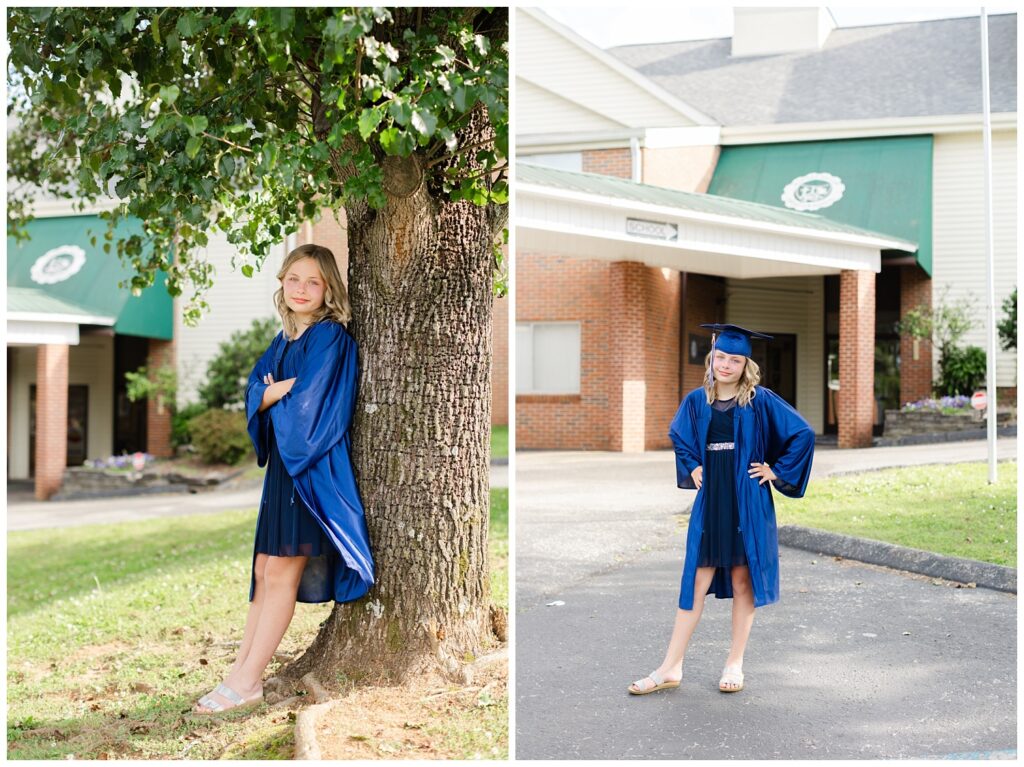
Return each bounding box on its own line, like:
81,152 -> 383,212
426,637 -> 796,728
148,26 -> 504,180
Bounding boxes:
285,158 -> 503,683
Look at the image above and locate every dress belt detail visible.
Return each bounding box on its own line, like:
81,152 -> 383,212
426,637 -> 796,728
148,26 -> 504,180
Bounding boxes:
706,442 -> 735,451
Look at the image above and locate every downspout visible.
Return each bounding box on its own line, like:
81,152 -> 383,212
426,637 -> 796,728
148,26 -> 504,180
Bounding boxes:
679,272 -> 687,403
630,136 -> 642,183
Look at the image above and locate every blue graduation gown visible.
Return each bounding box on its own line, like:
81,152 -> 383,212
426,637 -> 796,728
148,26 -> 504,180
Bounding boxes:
244,320 -> 375,603
669,385 -> 815,610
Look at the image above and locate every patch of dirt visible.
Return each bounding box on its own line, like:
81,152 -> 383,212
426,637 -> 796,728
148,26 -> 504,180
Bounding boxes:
314,660 -> 508,759
65,640 -> 132,665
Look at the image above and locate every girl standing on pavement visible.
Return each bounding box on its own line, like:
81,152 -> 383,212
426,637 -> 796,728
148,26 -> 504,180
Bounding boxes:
629,324 -> 815,696
193,244 -> 375,714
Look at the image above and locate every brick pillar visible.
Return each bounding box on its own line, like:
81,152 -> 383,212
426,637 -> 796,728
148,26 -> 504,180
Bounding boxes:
609,262 -> 646,452
146,338 -> 175,458
35,344 -> 69,500
899,265 -> 933,406
838,269 -> 876,448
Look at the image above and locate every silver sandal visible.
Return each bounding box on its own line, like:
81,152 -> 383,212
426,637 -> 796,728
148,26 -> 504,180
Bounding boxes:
628,669 -> 680,695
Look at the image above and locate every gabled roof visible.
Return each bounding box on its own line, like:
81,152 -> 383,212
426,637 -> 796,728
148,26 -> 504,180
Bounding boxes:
518,7 -> 717,130
610,14 -> 1017,126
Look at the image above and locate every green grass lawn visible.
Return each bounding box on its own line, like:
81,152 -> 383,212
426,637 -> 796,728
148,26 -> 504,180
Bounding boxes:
490,425 -> 508,460
7,490 -> 509,760
774,461 -> 1017,567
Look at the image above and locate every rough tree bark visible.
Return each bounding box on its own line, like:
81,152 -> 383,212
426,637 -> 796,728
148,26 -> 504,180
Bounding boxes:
286,104 -> 507,683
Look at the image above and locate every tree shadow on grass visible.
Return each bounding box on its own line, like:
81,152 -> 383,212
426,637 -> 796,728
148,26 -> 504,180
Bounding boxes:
7,688 -> 294,760
8,512 -> 256,619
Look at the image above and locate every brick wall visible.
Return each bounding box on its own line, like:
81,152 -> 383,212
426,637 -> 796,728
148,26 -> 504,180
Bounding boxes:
516,253 -> 612,449
582,148 -> 633,179
899,264 -> 933,405
146,339 -> 175,458
306,212 -> 350,279
838,269 -> 876,448
35,345 -> 69,500
644,267 -> 682,449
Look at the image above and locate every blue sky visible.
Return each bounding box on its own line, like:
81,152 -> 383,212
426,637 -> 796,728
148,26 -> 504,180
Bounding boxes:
539,6 -> 1017,48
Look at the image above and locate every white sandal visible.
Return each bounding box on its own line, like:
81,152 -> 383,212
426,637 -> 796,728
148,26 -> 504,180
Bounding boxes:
628,669 -> 680,695
719,665 -> 744,692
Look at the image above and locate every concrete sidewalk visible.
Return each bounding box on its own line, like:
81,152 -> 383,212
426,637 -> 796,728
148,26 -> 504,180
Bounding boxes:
8,463 -> 508,532
515,438 -> 1017,759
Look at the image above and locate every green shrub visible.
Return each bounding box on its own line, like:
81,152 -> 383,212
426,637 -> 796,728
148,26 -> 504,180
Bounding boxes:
172,402 -> 208,448
998,288 -> 1016,351
188,409 -> 251,465
198,316 -> 280,410
937,345 -> 987,397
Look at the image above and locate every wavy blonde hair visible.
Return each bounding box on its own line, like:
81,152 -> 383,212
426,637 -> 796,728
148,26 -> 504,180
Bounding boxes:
702,350 -> 761,407
274,244 -> 352,339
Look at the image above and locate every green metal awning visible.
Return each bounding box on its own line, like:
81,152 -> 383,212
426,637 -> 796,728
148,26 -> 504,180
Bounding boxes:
709,135 -> 931,275
7,215 -> 173,339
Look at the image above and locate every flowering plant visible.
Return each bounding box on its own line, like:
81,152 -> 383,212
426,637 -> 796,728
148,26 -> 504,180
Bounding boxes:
85,453 -> 155,470
901,396 -> 972,414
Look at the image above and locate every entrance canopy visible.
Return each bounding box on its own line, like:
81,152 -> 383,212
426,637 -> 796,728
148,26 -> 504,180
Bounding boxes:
7,215 -> 173,344
709,135 -> 933,274
517,163 -> 917,279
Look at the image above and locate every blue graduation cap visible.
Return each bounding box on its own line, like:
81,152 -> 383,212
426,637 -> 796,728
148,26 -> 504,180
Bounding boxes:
700,323 -> 773,358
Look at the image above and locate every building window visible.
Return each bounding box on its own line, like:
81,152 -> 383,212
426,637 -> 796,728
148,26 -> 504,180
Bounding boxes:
518,152 -> 583,173
517,322 -> 581,395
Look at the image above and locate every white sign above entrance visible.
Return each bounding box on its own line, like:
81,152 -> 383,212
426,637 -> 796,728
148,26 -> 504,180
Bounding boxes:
626,218 -> 679,241
30,245 -> 87,285
781,172 -> 845,211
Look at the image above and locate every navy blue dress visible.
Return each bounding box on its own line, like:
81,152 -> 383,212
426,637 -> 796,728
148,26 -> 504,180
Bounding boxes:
253,339 -> 334,561
696,398 -> 748,570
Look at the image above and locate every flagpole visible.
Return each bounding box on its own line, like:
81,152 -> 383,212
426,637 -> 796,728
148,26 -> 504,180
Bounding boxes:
979,7 -> 997,484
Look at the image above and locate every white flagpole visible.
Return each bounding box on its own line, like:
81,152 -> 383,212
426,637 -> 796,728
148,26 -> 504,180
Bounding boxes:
979,8 -> 997,484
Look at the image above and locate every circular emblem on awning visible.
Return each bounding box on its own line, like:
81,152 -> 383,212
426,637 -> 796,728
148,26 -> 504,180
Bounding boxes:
781,172 -> 846,211
30,245 -> 87,285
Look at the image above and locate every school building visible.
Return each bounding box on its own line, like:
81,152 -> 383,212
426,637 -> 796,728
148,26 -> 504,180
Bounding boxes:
515,7 -> 1017,451
8,202 -> 509,500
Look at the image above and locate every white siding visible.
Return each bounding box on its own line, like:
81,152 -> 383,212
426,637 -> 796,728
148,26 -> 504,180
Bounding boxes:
725,275 -> 826,433
932,130 -> 1017,387
174,232 -> 285,406
517,10 -> 697,133
8,336 -> 114,479
517,78 -> 626,135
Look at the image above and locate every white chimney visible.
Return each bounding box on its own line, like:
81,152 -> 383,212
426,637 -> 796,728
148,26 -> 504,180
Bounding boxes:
731,7 -> 836,58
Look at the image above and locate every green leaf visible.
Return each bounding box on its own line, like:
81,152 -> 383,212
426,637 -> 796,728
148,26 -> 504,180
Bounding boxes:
241,264 -> 254,278
262,142 -> 279,170
434,44 -> 456,66
267,52 -> 289,74
218,153 -> 235,178
176,11 -> 202,39
183,115 -> 208,136
185,136 -> 203,159
150,10 -> 163,45
410,109 -> 437,138
159,84 -> 180,106
453,86 -> 467,113
357,107 -> 383,140
118,8 -> 138,34
26,7 -> 53,23
388,100 -> 412,127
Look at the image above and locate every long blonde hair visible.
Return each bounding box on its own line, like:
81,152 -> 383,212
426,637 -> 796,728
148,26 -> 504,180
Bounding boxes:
274,244 -> 352,339
702,350 -> 761,407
